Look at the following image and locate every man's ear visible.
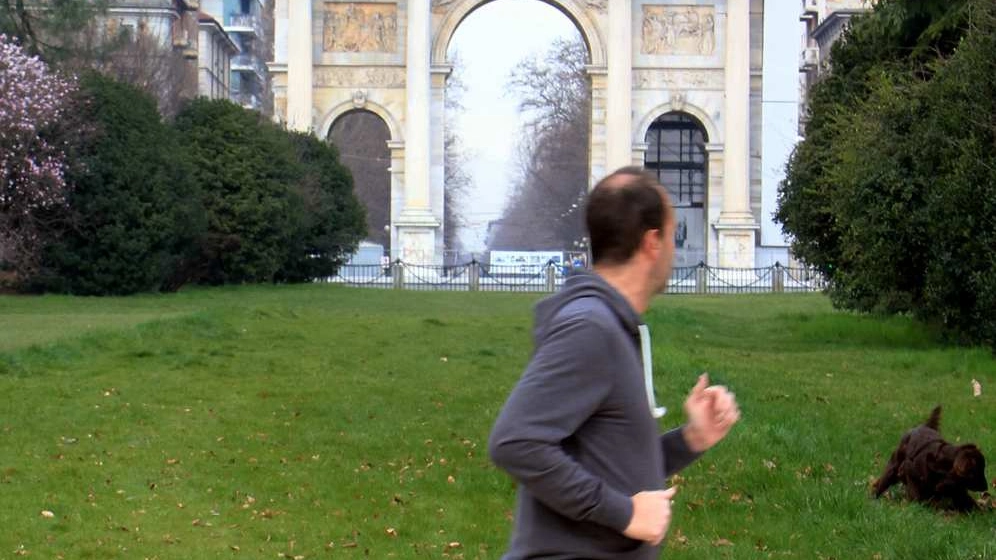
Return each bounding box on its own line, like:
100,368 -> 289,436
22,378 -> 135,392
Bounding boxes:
641,228 -> 662,255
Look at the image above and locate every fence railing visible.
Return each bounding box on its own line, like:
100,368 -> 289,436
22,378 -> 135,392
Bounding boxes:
321,261 -> 828,294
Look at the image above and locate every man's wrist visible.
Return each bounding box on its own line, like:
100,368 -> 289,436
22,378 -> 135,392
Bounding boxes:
682,422 -> 709,453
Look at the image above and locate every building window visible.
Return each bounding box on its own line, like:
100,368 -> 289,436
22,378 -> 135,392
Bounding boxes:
644,112 -> 709,266
644,112 -> 707,208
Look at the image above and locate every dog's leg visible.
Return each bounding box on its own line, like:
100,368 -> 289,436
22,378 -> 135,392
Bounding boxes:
949,490 -> 979,512
935,478 -> 980,512
873,451 -> 902,497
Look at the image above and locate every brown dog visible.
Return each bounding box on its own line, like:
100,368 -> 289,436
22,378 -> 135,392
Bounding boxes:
873,405 -> 988,512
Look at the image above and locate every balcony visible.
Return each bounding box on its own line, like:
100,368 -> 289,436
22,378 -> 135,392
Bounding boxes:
800,47 -> 819,71
226,12 -> 263,38
231,90 -> 262,111
231,54 -> 266,80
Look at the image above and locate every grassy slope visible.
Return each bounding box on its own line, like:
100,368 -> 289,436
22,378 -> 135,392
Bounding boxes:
0,286 -> 992,559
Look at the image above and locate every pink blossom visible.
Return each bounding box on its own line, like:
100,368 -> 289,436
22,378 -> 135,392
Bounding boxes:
0,35 -> 78,276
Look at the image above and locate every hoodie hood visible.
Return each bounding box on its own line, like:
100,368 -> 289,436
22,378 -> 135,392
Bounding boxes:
533,269 -> 642,344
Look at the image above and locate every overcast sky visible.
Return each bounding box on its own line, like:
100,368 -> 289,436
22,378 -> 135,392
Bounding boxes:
447,0 -> 582,251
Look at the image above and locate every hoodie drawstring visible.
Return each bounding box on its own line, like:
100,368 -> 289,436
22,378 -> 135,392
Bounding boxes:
637,324 -> 667,419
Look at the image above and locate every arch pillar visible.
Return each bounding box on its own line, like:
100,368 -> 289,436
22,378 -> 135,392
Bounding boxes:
387,140 -> 407,260
398,0 -> 440,264
605,0 -> 632,170
586,66 -> 608,189
715,0 -> 759,267
286,0 -> 312,132
705,142 -> 725,266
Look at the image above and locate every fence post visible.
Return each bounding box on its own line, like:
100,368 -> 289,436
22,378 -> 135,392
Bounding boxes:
772,262 -> 785,293
469,260 -> 480,292
545,263 -> 557,292
695,262 -> 707,294
392,260 -> 404,290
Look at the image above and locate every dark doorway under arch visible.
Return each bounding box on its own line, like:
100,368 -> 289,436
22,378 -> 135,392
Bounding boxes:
328,109 -> 391,250
644,112 -> 708,266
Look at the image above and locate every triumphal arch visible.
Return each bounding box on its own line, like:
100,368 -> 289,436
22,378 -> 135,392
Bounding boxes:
270,0 -> 796,267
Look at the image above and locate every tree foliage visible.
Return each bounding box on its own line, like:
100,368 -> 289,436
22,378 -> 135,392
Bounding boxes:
488,38 -> 589,251
174,98 -> 299,284
276,131 -> 366,282
33,72 -> 204,295
175,98 -> 365,285
777,0 -> 996,347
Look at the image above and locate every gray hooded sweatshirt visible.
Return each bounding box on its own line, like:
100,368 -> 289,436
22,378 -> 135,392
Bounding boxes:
488,270 -> 701,559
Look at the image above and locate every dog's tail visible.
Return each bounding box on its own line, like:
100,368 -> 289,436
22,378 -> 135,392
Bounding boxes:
925,405 -> 942,430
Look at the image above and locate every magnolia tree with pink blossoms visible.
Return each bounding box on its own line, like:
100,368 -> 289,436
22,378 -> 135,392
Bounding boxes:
0,34 -> 78,280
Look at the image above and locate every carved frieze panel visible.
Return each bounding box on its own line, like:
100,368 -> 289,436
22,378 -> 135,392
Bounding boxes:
314,66 -> 406,88
323,3 -> 398,53
641,5 -> 716,56
633,69 -> 723,90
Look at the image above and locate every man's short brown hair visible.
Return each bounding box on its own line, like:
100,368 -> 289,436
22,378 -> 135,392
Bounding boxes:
585,167 -> 671,266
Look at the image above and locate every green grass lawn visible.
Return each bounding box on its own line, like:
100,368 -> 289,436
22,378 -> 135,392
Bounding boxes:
0,286 -> 993,559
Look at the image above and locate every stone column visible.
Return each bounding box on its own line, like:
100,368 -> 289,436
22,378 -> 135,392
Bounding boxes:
286,0 -> 313,132
430,65 -> 452,261
606,0 -> 633,172
631,142 -> 649,167
587,66 -> 608,188
716,0 -> 758,267
387,140 -> 407,260
705,142 -> 725,266
267,0 -> 289,124
398,0 -> 439,264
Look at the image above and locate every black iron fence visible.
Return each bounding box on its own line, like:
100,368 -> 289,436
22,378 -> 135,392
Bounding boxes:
321,261 -> 827,294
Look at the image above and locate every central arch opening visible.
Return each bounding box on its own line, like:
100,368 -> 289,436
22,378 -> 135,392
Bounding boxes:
444,0 -> 592,262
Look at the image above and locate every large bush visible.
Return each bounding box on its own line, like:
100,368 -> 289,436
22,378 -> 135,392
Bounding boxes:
276,132 -> 365,283
777,0 -> 995,347
33,72 -> 204,295
175,99 -> 364,284
174,98 -> 298,284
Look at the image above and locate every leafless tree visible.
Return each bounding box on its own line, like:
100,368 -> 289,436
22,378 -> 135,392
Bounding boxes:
2,1 -> 198,117
488,38 -> 590,251
443,52 -> 472,255
0,0 -> 109,60
80,24 -> 197,118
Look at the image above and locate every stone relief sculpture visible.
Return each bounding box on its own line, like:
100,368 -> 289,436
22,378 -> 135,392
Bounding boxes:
323,3 -> 398,53
641,5 -> 716,56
